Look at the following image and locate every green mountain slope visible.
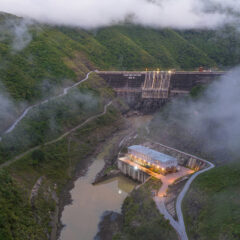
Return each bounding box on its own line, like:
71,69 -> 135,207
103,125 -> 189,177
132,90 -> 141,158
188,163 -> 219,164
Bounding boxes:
183,161 -> 240,239
0,19 -> 91,102
178,28 -> 240,68
58,25 -> 217,71
1,12 -> 240,104
102,25 -> 216,69
1,11 -> 240,240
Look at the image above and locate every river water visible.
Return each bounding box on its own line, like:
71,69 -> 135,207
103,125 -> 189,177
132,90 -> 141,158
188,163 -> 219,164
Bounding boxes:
59,158 -> 136,240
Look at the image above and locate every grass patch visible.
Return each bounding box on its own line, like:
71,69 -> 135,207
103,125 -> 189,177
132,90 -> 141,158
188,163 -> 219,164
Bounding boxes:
183,161 -> 240,240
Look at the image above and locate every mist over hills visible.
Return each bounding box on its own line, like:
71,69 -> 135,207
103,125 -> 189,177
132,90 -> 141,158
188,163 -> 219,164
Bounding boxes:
1,11 -> 240,135
1,0 -> 240,29
0,9 -> 240,240
1,12 -> 240,103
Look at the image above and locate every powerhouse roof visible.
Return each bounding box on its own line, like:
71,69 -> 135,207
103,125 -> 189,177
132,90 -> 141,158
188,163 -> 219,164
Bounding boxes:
128,145 -> 177,163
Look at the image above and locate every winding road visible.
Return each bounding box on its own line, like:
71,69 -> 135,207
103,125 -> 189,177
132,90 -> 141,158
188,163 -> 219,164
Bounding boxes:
0,71 -> 95,142
154,147 -> 215,240
176,159 -> 215,239
0,101 -> 112,170
0,69 -> 216,240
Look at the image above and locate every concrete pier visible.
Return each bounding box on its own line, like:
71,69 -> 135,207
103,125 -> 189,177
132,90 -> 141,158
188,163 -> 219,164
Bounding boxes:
117,159 -> 149,183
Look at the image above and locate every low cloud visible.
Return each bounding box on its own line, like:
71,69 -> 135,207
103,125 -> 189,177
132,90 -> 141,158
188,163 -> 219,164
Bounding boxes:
0,0 -> 239,29
11,19 -> 32,51
151,67 -> 240,161
0,81 -> 18,134
0,17 -> 33,51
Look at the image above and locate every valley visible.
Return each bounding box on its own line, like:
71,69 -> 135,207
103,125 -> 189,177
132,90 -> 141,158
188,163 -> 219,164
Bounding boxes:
0,10 -> 240,240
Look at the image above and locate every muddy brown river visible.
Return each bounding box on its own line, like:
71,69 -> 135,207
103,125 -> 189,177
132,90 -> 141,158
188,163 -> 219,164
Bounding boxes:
59,114 -> 153,240
59,158 -> 136,240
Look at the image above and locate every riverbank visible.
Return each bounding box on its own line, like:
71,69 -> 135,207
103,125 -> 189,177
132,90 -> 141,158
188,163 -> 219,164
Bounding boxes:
0,99 -> 125,240
0,99 -> 154,240
95,178 -> 178,240
57,126 -> 132,240
57,114 -> 154,240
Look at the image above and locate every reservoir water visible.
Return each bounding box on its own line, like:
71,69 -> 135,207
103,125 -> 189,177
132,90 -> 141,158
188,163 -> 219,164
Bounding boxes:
59,158 -> 136,240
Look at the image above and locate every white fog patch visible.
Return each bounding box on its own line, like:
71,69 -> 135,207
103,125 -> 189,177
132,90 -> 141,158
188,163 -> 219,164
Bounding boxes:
0,81 -> 18,133
0,18 -> 33,51
153,67 -> 240,156
0,0 -> 239,29
11,19 -> 32,51
0,93 -> 15,121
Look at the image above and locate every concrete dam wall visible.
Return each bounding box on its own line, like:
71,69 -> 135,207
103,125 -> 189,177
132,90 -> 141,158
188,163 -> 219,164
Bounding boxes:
98,71 -> 224,112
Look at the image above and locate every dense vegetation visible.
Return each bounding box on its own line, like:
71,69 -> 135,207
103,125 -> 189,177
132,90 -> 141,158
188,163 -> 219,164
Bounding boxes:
0,103 -> 123,240
1,11 -> 240,240
0,73 -> 114,164
59,25 -> 239,71
178,28 -> 240,68
183,161 -> 240,240
0,12 -> 93,102
112,178 -> 177,240
1,12 -> 240,133
1,12 -> 240,104
0,170 -> 46,240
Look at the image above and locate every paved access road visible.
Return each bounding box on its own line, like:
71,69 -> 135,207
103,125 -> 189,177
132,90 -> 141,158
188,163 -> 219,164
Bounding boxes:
153,145 -> 215,240
0,71 -> 94,141
0,101 -> 112,170
176,159 -> 215,239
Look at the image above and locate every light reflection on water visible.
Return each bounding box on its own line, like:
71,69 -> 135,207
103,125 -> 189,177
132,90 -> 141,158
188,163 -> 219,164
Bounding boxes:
59,158 -> 136,240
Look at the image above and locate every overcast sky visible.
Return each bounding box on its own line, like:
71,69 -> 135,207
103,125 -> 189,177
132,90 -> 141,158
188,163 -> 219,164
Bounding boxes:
0,0 -> 239,29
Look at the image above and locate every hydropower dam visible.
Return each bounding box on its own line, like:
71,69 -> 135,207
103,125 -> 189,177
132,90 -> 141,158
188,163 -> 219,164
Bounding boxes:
98,71 -> 224,111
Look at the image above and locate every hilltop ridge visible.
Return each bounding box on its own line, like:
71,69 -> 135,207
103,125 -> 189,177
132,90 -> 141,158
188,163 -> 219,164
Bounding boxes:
1,12 -> 240,104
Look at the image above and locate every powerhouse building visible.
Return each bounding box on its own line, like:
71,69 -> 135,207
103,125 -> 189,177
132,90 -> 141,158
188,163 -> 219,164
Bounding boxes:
128,145 -> 178,174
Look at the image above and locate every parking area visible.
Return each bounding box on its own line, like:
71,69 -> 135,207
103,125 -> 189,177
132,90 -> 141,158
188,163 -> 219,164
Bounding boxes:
157,166 -> 194,197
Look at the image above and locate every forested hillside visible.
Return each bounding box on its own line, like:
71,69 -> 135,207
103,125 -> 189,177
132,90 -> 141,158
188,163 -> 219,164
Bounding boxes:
1,12 -> 240,104
1,11 -> 240,240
